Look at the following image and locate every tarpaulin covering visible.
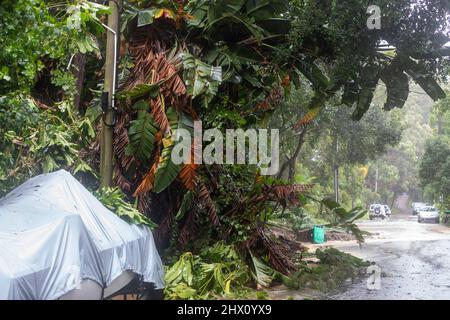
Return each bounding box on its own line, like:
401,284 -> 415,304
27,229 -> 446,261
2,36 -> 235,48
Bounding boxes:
0,170 -> 164,300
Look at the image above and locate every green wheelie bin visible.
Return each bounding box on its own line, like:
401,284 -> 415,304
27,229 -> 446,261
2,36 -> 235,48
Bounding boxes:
312,225 -> 326,244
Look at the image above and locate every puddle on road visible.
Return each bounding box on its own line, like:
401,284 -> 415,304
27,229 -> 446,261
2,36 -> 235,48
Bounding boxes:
325,217 -> 450,299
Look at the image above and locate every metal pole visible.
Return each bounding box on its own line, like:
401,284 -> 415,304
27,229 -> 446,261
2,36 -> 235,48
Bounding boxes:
334,166 -> 339,203
334,135 -> 339,203
375,165 -> 379,193
100,0 -> 120,188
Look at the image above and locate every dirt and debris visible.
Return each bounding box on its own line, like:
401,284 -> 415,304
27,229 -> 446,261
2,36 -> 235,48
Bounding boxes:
268,225 -> 307,253
326,230 -> 356,241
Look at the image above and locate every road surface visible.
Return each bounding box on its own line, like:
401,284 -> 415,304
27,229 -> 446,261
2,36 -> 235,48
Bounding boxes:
327,214 -> 450,300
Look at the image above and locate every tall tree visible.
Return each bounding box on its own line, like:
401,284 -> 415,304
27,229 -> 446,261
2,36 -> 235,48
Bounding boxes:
419,137 -> 450,203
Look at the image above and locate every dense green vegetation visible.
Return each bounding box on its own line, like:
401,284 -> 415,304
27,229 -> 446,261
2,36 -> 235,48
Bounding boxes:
420,92 -> 450,209
1,0 -> 449,298
0,0 -> 105,193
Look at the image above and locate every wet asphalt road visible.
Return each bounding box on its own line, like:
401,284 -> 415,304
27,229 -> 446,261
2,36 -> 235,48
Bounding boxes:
327,214 -> 450,300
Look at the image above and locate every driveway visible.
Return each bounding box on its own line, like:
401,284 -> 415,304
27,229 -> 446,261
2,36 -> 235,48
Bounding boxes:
327,214 -> 450,300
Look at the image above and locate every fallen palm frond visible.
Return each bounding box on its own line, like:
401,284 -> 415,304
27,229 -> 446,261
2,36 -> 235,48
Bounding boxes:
283,248 -> 370,292
179,163 -> 197,191
113,163 -> 132,192
197,180 -> 220,226
257,226 -> 297,274
292,108 -> 319,132
133,129 -> 164,196
179,144 -> 197,191
133,160 -> 159,196
178,209 -> 198,247
265,184 -> 315,207
226,184 -> 315,216
255,86 -> 283,110
114,113 -> 135,171
164,242 -> 250,299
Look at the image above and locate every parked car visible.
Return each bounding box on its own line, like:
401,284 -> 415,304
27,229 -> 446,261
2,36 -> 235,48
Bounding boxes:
417,206 -> 440,224
369,204 -> 387,220
383,205 -> 392,217
412,202 -> 427,215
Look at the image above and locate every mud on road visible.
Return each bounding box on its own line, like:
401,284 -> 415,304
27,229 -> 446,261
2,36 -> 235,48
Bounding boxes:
326,215 -> 450,300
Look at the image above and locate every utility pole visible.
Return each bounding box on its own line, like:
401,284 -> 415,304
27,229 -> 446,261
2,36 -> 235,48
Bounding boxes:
334,166 -> 339,203
100,0 -> 121,188
375,165 -> 379,193
333,135 -> 339,203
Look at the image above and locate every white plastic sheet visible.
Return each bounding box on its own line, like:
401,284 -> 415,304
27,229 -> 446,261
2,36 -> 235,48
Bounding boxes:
0,170 -> 164,300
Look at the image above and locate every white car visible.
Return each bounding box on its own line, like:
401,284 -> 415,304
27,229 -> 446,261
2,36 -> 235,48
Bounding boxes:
412,202 -> 427,215
369,204 -> 387,220
417,206 -> 440,224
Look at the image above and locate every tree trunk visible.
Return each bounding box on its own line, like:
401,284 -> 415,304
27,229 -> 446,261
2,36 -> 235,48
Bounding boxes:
332,134 -> 339,203
288,161 -> 296,183
374,166 -> 379,193
277,129 -> 307,181
390,191 -> 397,209
345,167 -> 356,208
277,156 -> 290,180
437,113 -> 443,135
71,53 -> 86,112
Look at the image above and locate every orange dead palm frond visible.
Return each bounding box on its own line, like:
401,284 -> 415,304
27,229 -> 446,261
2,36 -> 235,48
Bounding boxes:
174,0 -> 195,24
133,160 -> 159,196
267,184 -> 315,206
292,108 -> 319,132
179,143 -> 198,190
155,52 -> 185,96
122,28 -> 186,132
254,169 -> 264,186
255,86 -> 283,110
148,51 -> 186,132
133,130 -> 164,196
180,163 -> 197,191
149,93 -> 170,132
281,73 -> 291,87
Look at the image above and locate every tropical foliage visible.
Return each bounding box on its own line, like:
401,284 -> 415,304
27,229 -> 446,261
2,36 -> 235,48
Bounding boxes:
1,0 -> 449,298
421,90 -> 450,208
0,0 -> 106,194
